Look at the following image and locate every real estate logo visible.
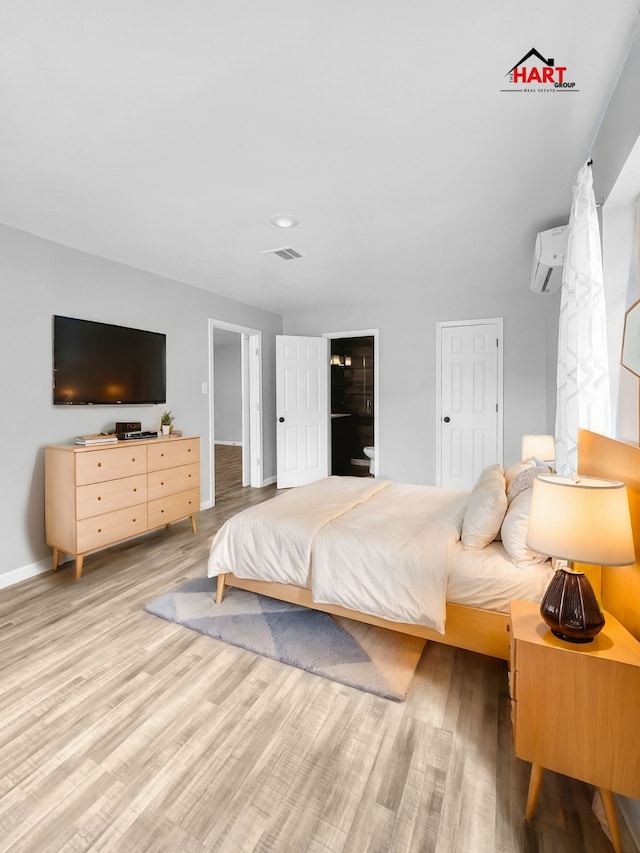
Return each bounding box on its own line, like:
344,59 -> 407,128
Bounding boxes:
502,47 -> 578,93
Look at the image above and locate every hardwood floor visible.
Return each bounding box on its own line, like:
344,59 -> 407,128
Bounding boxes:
214,444 -> 242,501
0,481 -> 636,852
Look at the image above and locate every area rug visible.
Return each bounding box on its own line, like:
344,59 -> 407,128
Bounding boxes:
145,577 -> 426,701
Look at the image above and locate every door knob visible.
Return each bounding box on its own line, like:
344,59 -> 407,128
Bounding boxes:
443,416 -> 451,423
278,417 -> 285,423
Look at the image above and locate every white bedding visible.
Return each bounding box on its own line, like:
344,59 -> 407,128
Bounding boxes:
207,475 -> 552,635
208,476 -> 469,634
447,541 -> 554,613
207,476 -> 390,587
311,483 -> 469,632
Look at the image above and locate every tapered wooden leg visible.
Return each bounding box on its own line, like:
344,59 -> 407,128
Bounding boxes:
52,548 -> 61,571
75,554 -> 84,580
525,763 -> 545,820
599,788 -> 621,853
216,573 -> 227,604
190,514 -> 197,534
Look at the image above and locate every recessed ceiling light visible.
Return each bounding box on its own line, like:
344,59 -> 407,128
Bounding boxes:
270,214 -> 299,228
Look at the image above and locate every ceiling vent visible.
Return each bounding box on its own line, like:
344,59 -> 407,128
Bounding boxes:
261,246 -> 304,260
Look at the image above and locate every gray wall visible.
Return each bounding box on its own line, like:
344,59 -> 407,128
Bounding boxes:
284,284 -> 559,486
592,20 -> 640,444
213,338 -> 242,443
0,224 -> 282,582
591,21 -> 640,206
589,20 -> 640,840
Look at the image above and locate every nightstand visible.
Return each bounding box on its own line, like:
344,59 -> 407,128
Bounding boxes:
509,600 -> 640,853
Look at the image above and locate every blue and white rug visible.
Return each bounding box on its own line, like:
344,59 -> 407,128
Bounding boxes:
145,577 -> 426,701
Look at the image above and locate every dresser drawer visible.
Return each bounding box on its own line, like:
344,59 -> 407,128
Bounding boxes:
148,488 -> 200,528
76,474 -> 148,520
76,446 -> 147,485
147,463 -> 200,500
77,506 -> 148,552
147,438 -> 199,472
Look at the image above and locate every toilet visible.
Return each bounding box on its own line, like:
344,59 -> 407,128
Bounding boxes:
363,446 -> 375,474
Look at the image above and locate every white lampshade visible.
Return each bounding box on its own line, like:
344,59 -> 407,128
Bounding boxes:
522,434 -> 556,462
527,474 -> 635,566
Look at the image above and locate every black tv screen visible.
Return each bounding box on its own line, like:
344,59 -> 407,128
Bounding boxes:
53,315 -> 166,405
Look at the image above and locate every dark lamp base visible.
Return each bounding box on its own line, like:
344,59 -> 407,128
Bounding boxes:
550,629 -> 594,644
540,567 -> 605,643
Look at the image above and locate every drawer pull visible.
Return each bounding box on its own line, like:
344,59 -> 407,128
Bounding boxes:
98,496 -> 102,501
131,457 -> 136,463
97,462 -> 102,468
188,448 -> 191,453
133,488 -> 137,493
132,518 -> 136,523
98,528 -> 102,533
161,481 -> 164,486
188,473 -> 192,478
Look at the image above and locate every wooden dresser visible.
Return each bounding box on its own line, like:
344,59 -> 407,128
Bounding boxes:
45,435 -> 200,579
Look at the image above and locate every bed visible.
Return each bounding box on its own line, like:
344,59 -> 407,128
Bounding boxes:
207,458 -> 565,661
208,429 -> 640,660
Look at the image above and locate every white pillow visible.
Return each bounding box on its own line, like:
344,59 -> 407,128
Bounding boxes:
505,458 -> 534,491
501,489 -> 549,567
507,464 -> 551,502
461,464 -> 508,549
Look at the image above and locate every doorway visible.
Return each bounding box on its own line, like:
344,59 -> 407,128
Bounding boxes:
324,330 -> 379,477
209,319 -> 263,505
435,318 -> 503,490
212,328 -> 243,499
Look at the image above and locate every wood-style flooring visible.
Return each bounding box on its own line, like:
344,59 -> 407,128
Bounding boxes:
214,444 -> 242,501
0,466 -> 637,852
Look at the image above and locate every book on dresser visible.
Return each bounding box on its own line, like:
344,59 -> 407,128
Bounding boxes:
75,434 -> 119,445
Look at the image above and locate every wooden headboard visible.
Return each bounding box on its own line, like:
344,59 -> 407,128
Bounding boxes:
578,428 -> 640,640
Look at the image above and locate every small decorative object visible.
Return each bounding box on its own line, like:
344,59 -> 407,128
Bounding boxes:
160,410 -> 174,436
526,474 -> 635,643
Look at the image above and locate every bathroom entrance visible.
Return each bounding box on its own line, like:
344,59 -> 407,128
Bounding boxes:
326,331 -> 378,477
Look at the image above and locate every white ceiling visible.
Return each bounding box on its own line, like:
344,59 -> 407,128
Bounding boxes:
1,2 -> 639,314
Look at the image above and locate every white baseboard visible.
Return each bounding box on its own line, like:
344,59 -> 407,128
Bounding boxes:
262,475 -> 277,486
0,558 -> 52,590
214,440 -> 243,446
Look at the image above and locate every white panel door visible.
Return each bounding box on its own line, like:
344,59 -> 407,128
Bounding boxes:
439,321 -> 502,490
276,335 -> 329,488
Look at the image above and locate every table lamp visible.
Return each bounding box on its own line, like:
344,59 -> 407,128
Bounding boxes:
521,434 -> 555,464
526,474 -> 635,643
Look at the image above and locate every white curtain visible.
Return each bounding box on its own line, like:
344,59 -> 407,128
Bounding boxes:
555,161 -> 611,476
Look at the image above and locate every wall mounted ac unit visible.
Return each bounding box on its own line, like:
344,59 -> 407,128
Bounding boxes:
530,225 -> 568,294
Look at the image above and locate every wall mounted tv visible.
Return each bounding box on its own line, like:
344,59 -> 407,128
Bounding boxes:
53,315 -> 166,405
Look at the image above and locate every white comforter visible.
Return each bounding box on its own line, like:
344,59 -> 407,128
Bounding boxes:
207,476 -> 469,633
